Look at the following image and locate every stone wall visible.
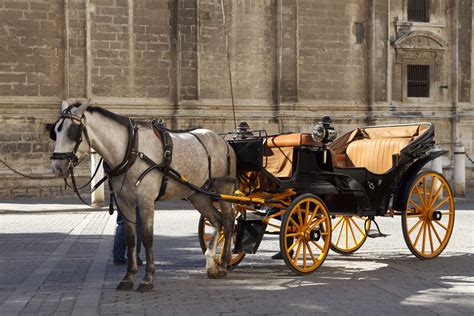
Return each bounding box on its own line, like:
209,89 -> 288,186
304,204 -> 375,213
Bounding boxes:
0,0 -> 472,199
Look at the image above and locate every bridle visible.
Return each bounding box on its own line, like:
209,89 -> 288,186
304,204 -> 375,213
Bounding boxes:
50,105 -> 91,169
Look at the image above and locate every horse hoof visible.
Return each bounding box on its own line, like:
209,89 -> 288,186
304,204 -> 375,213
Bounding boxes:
116,281 -> 134,291
207,266 -> 219,279
207,267 -> 227,279
217,269 -> 227,278
136,283 -> 154,293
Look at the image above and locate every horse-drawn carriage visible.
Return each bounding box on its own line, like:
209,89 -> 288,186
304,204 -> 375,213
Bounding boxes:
50,101 -> 454,290
198,117 -> 455,274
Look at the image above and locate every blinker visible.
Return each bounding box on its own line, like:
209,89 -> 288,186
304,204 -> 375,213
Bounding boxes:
68,123 -> 82,142
49,119 -> 82,142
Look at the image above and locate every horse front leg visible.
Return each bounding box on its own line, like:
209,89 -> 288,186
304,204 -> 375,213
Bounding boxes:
116,207 -> 138,291
136,203 -> 155,292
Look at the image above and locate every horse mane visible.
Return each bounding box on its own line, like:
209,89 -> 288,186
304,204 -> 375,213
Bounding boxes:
87,106 -> 130,127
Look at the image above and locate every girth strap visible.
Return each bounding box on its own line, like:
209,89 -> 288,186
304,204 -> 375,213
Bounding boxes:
189,132 -> 212,179
152,120 -> 173,201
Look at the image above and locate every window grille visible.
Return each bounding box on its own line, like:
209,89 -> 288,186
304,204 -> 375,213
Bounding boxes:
407,65 -> 430,97
408,0 -> 430,22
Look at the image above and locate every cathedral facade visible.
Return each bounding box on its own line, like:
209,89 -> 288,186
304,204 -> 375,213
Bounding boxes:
0,0 -> 472,198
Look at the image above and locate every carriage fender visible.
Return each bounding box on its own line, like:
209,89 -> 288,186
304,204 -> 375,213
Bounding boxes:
392,150 -> 448,211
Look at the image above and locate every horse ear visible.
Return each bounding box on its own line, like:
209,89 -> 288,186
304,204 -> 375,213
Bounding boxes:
75,100 -> 89,116
61,100 -> 69,112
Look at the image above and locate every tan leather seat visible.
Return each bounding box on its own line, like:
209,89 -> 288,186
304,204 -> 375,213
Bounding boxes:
346,138 -> 410,174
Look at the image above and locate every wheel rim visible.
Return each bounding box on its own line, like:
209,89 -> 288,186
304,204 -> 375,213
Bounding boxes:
403,172 -> 455,259
330,215 -> 369,254
281,196 -> 331,274
200,217 -> 245,267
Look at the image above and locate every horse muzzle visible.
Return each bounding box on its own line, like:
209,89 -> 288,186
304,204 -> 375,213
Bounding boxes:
51,153 -> 77,177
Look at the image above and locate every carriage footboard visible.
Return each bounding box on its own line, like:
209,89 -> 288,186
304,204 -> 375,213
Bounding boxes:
234,213 -> 267,254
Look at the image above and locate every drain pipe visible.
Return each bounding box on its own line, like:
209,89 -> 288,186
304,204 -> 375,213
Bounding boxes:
450,1 -> 459,161
367,0 -> 375,125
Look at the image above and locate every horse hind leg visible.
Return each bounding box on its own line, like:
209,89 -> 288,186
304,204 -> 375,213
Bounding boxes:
214,179 -> 237,275
188,194 -> 224,278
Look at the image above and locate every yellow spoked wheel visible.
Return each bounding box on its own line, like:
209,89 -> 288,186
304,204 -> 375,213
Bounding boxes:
280,194 -> 331,275
402,171 -> 455,259
198,215 -> 245,268
330,215 -> 370,255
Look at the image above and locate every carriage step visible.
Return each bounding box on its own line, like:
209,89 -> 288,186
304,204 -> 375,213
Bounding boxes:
366,219 -> 390,238
366,229 -> 389,238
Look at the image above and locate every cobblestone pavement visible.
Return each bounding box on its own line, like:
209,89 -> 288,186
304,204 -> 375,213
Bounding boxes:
0,203 -> 472,315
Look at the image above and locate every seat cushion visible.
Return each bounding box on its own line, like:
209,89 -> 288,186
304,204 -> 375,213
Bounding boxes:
346,138 -> 411,174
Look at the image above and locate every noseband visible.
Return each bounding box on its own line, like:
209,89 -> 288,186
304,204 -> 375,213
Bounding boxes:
50,106 -> 90,168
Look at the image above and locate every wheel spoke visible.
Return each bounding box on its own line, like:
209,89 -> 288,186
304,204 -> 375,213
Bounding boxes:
310,240 -> 324,252
306,205 -> 319,229
332,216 -> 344,230
414,186 -> 425,208
347,218 -> 358,245
309,216 -> 326,230
287,238 -> 300,253
406,214 -> 423,218
422,220 -> 427,254
433,219 -> 448,231
349,216 -> 365,235
431,196 -> 450,212
413,221 -> 425,248
297,207 -> 304,226
427,222 -> 434,253
335,219 -> 345,247
289,217 -> 299,228
303,242 -> 307,268
428,183 -> 444,208
306,241 -> 317,264
423,176 -> 428,207
304,202 -> 311,226
345,218 -> 349,249
408,199 -> 423,213
293,240 -> 303,264
285,232 -> 300,238
428,221 -> 443,244
427,175 -> 436,207
408,218 -> 423,235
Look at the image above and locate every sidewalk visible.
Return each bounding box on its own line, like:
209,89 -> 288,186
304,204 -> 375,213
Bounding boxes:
0,205 -> 473,315
1,190 -> 473,213
0,198 -> 195,214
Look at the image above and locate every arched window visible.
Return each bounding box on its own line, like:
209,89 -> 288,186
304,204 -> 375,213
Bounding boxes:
408,0 -> 430,22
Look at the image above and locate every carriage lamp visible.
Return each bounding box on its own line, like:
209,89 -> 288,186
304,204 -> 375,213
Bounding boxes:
311,116 -> 337,144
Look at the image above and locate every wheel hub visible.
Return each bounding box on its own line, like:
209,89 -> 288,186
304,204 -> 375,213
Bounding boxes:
432,210 -> 442,221
308,229 -> 321,242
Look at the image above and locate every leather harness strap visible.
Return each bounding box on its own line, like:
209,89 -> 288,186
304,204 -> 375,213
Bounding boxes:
189,132 -> 212,179
152,120 -> 173,201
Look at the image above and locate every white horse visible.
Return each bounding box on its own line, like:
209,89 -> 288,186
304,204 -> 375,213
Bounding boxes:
51,100 -> 237,292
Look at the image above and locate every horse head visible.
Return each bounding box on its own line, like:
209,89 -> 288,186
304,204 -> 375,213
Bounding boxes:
50,100 -> 91,177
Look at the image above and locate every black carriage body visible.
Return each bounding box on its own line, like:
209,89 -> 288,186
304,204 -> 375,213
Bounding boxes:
228,122 -> 440,217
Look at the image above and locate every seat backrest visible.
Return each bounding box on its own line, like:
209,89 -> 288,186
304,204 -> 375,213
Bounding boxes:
266,133 -> 317,148
264,147 -> 294,177
346,138 -> 411,174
